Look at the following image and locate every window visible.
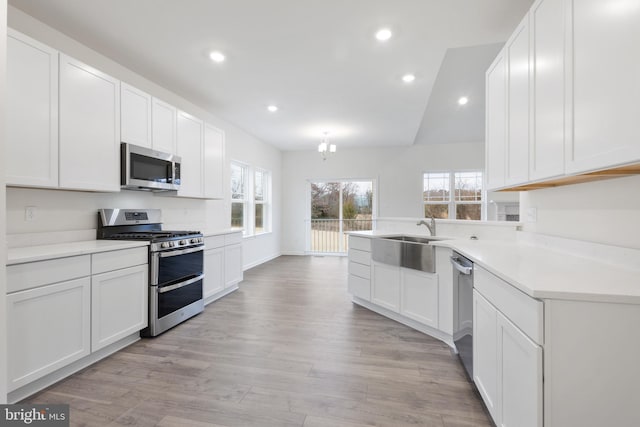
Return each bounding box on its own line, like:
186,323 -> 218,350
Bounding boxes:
423,171 -> 483,220
231,162 -> 248,231
231,162 -> 271,235
254,169 -> 271,234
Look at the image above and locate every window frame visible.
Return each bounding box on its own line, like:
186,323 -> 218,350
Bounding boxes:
230,161 -> 272,236
423,170 -> 484,221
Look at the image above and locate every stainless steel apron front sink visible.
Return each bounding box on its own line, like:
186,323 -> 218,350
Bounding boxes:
371,235 -> 441,273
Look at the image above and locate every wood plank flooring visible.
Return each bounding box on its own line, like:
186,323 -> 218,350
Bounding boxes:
23,255 -> 492,427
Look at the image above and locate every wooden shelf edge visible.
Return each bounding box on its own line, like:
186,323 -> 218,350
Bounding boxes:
495,163 -> 640,192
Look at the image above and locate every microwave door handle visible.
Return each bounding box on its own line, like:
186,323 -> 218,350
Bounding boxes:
167,163 -> 173,183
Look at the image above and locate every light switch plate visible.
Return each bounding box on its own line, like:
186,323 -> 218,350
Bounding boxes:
526,207 -> 537,223
25,206 -> 37,221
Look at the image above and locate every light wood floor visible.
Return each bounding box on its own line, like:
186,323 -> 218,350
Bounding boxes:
24,255 -> 492,427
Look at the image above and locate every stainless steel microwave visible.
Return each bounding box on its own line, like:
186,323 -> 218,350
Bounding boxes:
121,143 -> 181,191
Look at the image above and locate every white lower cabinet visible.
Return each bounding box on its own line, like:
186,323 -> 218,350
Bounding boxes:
7,277 -> 91,392
348,236 -> 372,301
203,232 -> 243,304
473,290 -> 499,421
91,264 -> 148,352
203,245 -> 225,299
400,268 -> 438,328
473,284 -> 543,427
6,247 -> 148,396
497,311 -> 543,427
224,243 -> 243,287
371,261 -> 400,312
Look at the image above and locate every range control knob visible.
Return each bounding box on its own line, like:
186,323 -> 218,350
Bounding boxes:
169,241 -> 176,247
190,238 -> 199,244
161,242 -> 170,249
179,239 -> 187,246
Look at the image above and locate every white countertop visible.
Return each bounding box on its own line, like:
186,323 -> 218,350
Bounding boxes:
7,240 -> 150,265
349,231 -> 640,304
201,229 -> 242,237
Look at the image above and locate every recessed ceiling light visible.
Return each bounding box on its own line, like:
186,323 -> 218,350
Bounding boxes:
402,74 -> 416,83
375,28 -> 392,42
458,96 -> 469,105
209,51 -> 226,63
267,105 -> 278,112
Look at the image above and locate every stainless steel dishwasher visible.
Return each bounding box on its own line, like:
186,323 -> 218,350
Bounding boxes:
451,252 -> 474,380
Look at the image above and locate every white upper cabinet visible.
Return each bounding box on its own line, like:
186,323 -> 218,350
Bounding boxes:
203,123 -> 225,199
485,50 -> 507,190
6,29 -> 59,188
120,82 -> 152,148
505,15 -> 531,186
529,0 -> 566,181
567,0 -> 640,173
152,97 -> 177,154
176,110 -> 204,198
59,54 -> 120,192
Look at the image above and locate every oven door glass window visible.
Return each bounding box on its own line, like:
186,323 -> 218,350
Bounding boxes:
158,249 -> 204,285
157,278 -> 203,318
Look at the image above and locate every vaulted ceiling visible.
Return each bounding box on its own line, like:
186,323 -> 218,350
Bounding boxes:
9,0 -> 533,150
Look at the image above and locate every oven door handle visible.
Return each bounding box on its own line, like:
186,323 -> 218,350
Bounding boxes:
158,245 -> 204,258
157,274 -> 204,294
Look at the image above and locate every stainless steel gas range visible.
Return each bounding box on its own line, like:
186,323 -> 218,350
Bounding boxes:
97,209 -> 204,337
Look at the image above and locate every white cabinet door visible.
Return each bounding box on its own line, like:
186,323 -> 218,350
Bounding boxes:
121,82 -> 152,148
91,265 -> 148,352
224,243 -> 243,287
400,268 -> 438,328
371,262 -> 400,312
567,0 -> 640,173
529,0 -> 566,181
497,312 -> 543,427
505,15 -> 530,186
203,123 -> 225,199
59,54 -> 120,191
176,110 -> 204,198
473,290 -> 499,422
7,277 -> 91,392
6,29 -> 59,188
204,247 -> 225,300
485,51 -> 507,190
152,97 -> 177,154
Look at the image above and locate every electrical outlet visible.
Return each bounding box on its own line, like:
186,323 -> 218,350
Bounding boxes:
526,207 -> 537,223
25,206 -> 37,222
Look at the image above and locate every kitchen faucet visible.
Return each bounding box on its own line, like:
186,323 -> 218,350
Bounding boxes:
417,216 -> 436,236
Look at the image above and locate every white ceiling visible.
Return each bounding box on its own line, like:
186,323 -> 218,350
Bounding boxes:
9,0 -> 533,151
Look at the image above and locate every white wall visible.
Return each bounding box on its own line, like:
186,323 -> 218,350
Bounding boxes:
7,7 -> 282,268
1,0 -> 8,405
281,142 -> 486,254
520,175 -> 640,250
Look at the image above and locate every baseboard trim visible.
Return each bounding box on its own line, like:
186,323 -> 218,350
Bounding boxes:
243,252 -> 281,270
204,285 -> 238,305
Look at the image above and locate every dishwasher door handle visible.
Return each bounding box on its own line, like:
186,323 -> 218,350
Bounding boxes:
450,256 -> 473,275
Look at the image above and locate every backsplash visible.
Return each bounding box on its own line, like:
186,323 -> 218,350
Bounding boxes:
6,187 -> 227,247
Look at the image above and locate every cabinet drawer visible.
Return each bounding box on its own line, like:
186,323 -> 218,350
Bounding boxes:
204,235 -> 225,249
348,274 -> 370,300
7,255 -> 90,293
349,248 -> 371,266
92,247 -> 148,275
349,236 -> 371,252
475,266 -> 543,345
349,261 -> 370,279
224,232 -> 242,245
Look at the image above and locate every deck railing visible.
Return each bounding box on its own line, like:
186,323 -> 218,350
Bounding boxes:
310,219 -> 373,253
